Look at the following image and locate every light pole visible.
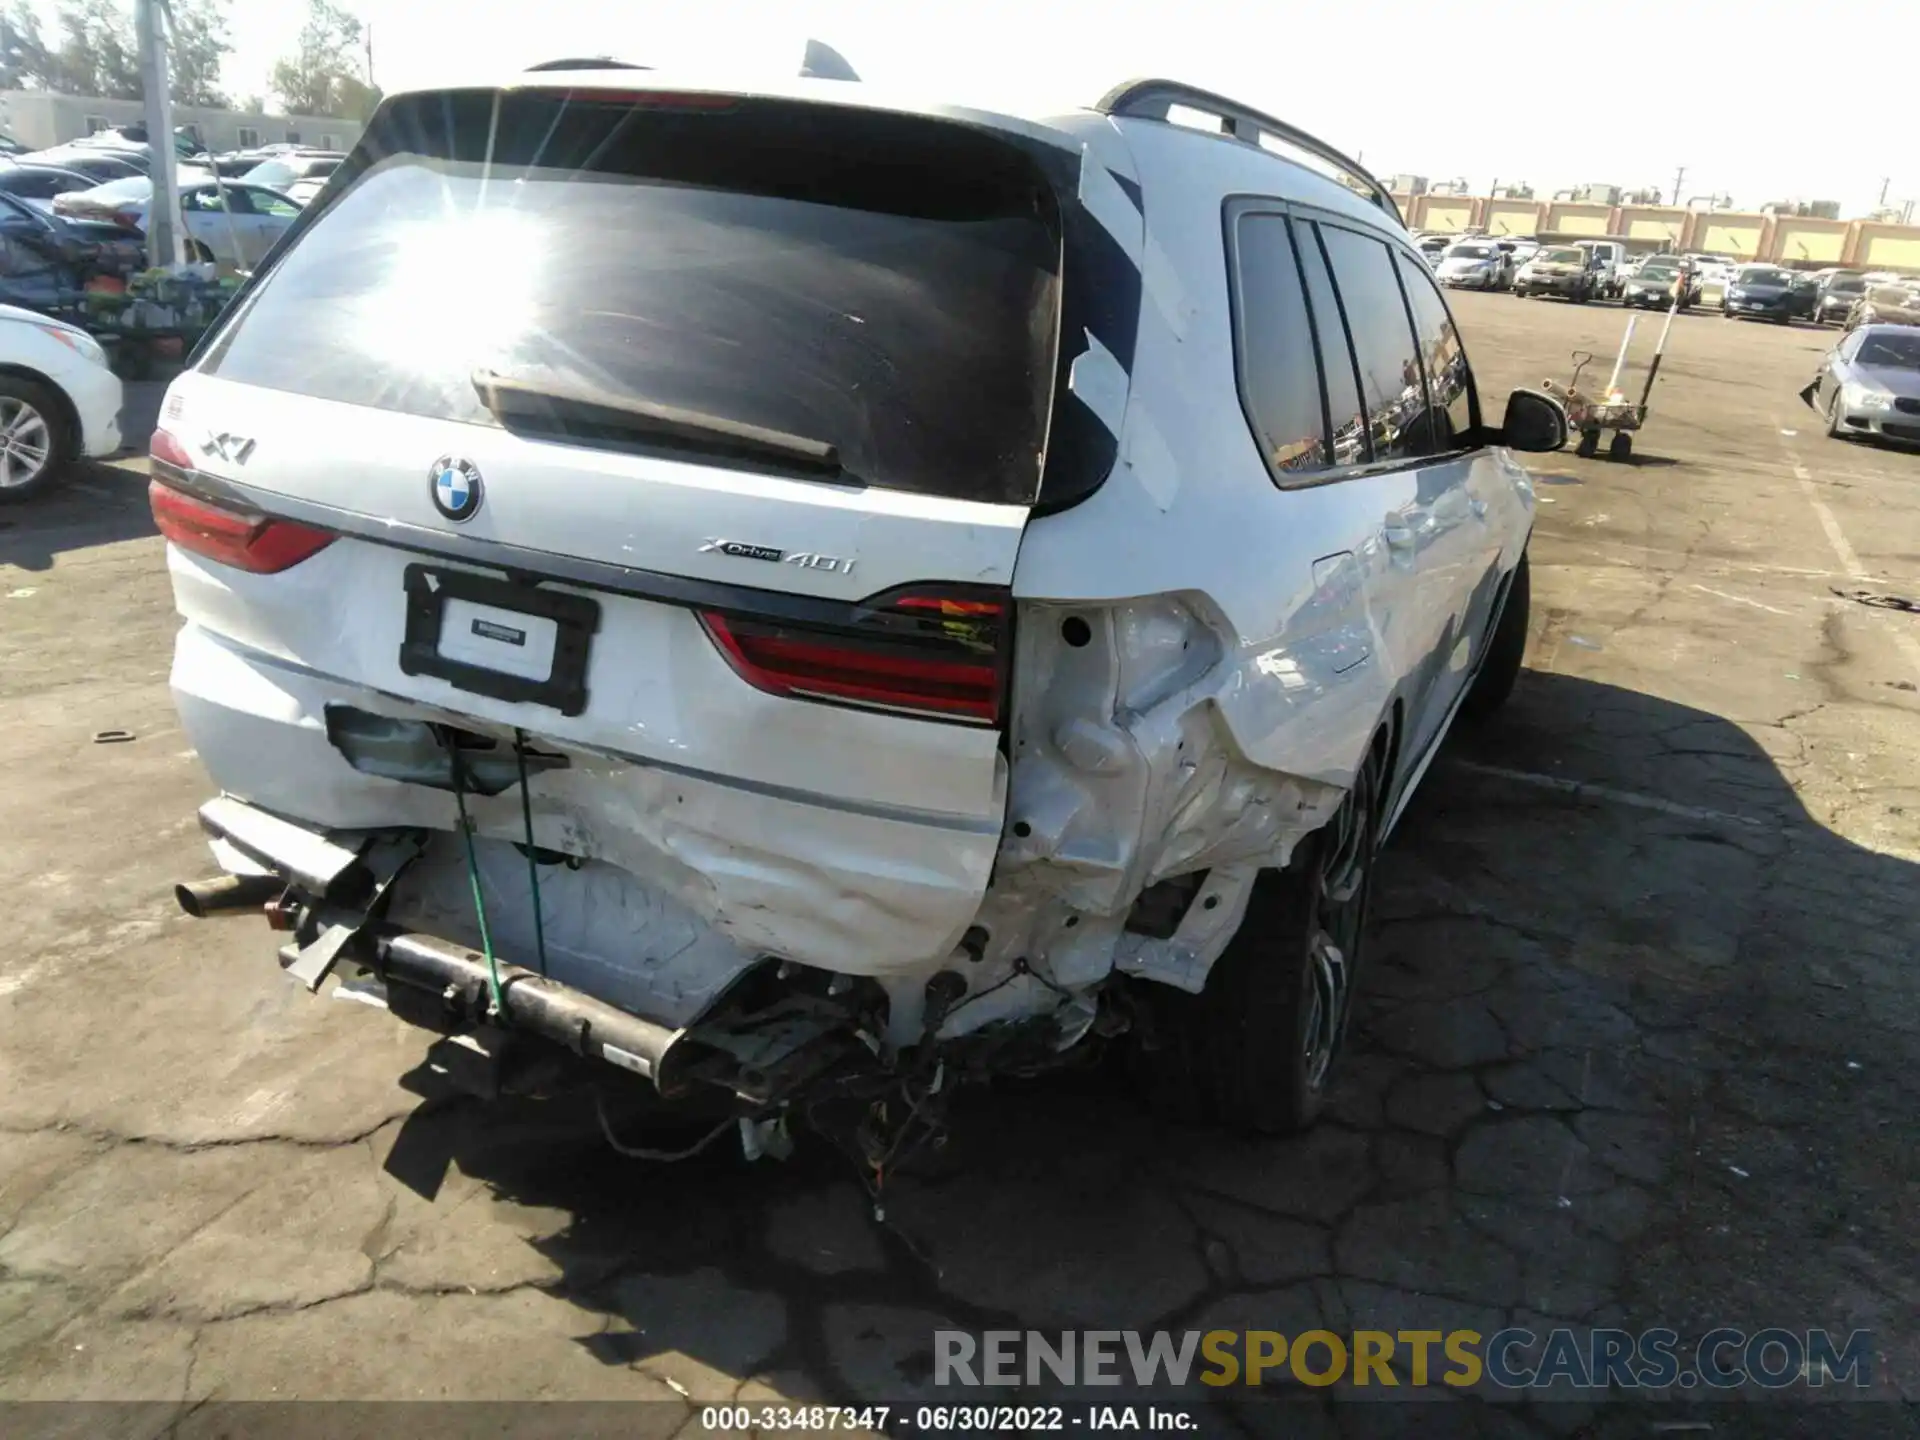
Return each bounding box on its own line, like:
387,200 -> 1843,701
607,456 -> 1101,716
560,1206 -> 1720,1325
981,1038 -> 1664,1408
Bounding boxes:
135,0 -> 182,269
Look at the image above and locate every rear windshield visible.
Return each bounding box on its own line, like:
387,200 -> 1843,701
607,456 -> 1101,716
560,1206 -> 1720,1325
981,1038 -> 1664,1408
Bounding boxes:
199,90 -> 1064,506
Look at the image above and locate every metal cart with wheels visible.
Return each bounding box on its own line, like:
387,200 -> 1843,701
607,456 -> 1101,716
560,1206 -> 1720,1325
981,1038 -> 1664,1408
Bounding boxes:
1542,352 -> 1644,461
1538,293 -> 1681,462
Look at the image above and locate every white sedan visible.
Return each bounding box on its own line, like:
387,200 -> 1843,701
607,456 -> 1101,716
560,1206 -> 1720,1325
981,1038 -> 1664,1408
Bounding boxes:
51,176 -> 302,268
0,302 -> 123,501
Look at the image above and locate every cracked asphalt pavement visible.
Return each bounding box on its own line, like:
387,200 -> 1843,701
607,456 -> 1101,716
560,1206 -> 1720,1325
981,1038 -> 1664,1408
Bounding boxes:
2,296 -> 1918,1437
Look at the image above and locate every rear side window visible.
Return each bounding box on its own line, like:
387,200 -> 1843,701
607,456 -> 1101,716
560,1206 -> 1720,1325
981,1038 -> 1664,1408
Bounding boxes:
1294,224 -> 1369,467
1317,224 -> 1434,460
200,91 -> 1064,506
1230,213 -> 1329,476
1394,252 -> 1478,448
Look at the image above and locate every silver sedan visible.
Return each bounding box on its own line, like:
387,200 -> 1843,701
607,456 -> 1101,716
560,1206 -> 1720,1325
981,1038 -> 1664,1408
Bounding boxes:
1800,324 -> 1920,448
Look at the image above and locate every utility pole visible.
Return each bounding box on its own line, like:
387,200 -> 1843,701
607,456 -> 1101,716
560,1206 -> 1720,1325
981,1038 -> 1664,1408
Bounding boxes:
1670,165 -> 1686,206
366,22 -> 374,85
135,0 -> 181,269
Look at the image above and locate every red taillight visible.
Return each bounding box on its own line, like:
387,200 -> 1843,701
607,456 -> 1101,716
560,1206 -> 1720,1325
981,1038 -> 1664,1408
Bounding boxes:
150,427 -> 193,468
699,588 -> 1009,726
149,479 -> 337,574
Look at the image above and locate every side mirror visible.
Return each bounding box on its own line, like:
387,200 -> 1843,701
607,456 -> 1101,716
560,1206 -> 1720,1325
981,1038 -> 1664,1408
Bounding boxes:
1498,389 -> 1568,453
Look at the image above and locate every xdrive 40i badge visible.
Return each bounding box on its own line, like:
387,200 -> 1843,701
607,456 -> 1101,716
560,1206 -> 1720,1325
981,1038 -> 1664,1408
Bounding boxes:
699,538 -> 856,575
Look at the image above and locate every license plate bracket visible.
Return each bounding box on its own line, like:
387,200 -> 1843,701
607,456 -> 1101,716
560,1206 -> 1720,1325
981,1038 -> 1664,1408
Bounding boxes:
399,564 -> 600,717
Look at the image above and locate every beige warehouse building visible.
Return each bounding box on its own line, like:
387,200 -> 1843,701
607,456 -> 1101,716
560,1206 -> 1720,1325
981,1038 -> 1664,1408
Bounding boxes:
0,89 -> 363,155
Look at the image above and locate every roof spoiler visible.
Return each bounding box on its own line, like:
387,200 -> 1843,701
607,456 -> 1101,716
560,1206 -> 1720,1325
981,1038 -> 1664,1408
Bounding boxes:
523,42 -> 857,81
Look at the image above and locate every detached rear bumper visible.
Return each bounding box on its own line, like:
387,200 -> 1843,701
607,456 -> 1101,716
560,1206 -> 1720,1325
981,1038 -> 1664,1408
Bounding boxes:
194,794 -> 858,1102
169,622 -> 999,982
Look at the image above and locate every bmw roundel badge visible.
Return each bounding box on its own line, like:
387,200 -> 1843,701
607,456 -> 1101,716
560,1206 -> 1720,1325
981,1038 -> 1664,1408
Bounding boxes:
431,457 -> 483,522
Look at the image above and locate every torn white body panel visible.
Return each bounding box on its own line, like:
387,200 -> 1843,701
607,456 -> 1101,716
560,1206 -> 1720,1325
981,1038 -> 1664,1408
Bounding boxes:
170,621 -> 1002,987
384,835 -> 761,1028
936,595 -> 1347,1040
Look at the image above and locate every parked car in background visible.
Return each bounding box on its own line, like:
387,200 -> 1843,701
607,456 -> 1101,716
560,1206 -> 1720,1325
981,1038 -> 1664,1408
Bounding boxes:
1684,258 -> 1737,308
1435,239 -> 1508,289
242,153 -> 343,192
1723,265 -> 1800,324
1574,239 -> 1626,298
1791,272 -> 1823,319
1802,324 -> 1920,447
1416,232 -> 1452,266
1622,255 -> 1697,310
1516,245 -> 1598,301
70,123 -> 208,161
212,145 -> 343,181
1846,283 -> 1920,331
1504,238 -> 1541,266
0,163 -> 104,208
153,74 -> 1559,1143
1814,272 -> 1869,325
53,176 -> 301,268
17,148 -> 147,182
0,299 -> 124,502
0,190 -> 142,313
283,178 -> 325,206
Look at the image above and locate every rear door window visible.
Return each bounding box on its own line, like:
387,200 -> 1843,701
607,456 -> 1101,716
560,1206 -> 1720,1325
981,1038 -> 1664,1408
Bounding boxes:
1294,223 -> 1369,467
1230,212 -> 1329,477
199,91 -> 1064,506
1394,252 -> 1479,449
1317,223 -> 1434,460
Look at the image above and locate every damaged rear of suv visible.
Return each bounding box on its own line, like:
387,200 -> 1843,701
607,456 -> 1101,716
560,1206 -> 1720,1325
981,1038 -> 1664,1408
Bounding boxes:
157,73 -> 1560,1159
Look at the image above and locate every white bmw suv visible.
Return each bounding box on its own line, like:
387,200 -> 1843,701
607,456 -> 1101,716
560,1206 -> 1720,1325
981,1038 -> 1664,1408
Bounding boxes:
153,73 -> 1562,1149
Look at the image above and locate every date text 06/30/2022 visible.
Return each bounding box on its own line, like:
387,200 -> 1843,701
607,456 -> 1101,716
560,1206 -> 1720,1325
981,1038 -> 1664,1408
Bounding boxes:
697,1407 -> 1196,1432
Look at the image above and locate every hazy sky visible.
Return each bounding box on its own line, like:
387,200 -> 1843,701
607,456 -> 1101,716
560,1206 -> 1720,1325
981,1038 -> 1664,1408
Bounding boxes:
90,0 -> 1920,218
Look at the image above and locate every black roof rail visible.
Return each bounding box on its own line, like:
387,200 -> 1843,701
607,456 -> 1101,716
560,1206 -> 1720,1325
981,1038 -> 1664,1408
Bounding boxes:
1094,78 -> 1400,221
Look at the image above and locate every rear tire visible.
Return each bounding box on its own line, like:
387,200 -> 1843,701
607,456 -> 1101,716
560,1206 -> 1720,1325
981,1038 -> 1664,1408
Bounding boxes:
1576,428 -> 1600,458
1608,431 -> 1633,462
1128,746 -> 1383,1135
1462,552 -> 1529,718
1825,387 -> 1847,440
0,376 -> 73,504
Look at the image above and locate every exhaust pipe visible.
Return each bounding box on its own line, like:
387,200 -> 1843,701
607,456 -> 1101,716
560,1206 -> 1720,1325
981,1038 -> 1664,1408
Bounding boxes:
175,872 -> 285,918
363,928 -> 702,1096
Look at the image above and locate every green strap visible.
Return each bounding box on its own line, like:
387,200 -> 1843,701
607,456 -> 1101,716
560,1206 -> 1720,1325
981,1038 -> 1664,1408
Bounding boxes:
448,746 -> 507,1020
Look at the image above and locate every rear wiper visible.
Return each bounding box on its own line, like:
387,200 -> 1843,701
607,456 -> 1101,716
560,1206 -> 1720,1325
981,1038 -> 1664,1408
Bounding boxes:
471,368 -> 841,476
